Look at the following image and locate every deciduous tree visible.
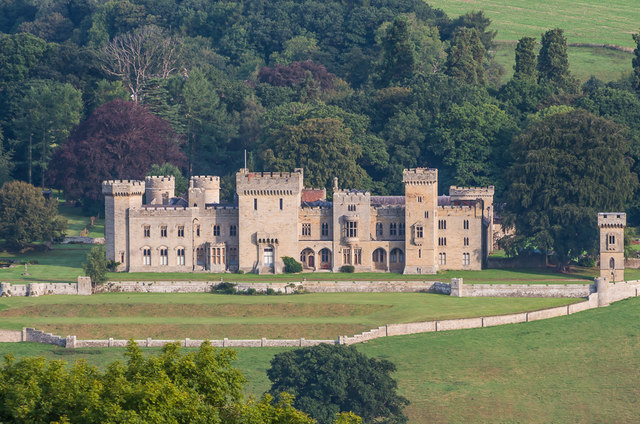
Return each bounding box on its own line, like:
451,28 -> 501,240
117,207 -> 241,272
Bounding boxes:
83,244 -> 108,285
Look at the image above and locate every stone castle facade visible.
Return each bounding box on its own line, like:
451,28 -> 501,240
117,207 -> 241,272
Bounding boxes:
102,168 -> 494,274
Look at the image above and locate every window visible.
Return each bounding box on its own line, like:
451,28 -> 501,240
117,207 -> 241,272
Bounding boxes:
213,225 -> 220,236
196,225 -> 200,237
230,225 -> 237,236
417,196 -> 423,203
399,223 -> 405,236
463,252 -> 470,265
608,234 -> 616,250
228,247 -> 238,265
610,257 -> 615,269
390,223 -> 397,236
144,226 -> 150,237
348,204 -> 356,212
416,225 -> 423,239
212,247 -> 224,264
254,198 -> 257,210
143,248 -> 151,265
178,226 -> 184,237
390,249 -> 404,263
302,223 -> 311,236
321,222 -> 329,236
196,247 -> 205,266
463,219 -> 469,230
438,237 -> 446,246
160,248 -> 168,265
425,211 -> 428,219
177,248 -> 185,265
343,248 -> 351,264
438,219 -> 447,230
418,249 -> 421,258
161,226 -> 167,237
464,237 -> 469,246
263,247 -> 274,267
439,252 -> 446,265
321,249 -> 330,263
347,221 -> 358,238
279,198 -> 283,210
354,248 -> 362,265
376,222 -> 383,237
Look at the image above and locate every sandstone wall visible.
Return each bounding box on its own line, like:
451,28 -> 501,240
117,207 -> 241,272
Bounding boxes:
460,283 -> 593,298
0,330 -> 22,342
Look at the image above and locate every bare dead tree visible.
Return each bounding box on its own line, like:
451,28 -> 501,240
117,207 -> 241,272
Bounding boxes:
101,25 -> 180,102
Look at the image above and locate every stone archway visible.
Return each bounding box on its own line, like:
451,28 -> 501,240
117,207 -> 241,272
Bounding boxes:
319,248 -> 332,269
389,248 -> 404,271
372,248 -> 386,270
300,248 -> 315,269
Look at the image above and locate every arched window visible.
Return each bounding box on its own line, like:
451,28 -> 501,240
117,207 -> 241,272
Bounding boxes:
610,257 -> 615,269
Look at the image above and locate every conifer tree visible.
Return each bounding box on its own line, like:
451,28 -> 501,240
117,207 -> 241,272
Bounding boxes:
632,31 -> 640,93
445,27 -> 485,85
514,36 -> 536,80
537,28 -> 570,87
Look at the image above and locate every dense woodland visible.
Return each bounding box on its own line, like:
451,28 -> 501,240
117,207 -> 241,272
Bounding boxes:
1,0 -> 640,261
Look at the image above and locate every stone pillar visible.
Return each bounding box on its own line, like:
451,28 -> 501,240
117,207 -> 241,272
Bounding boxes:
66,335 -> 77,349
450,278 -> 464,297
77,276 -> 92,295
595,277 -> 610,307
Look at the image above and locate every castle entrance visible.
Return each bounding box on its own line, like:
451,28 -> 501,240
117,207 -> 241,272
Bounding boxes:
319,248 -> 331,269
263,247 -> 274,268
373,248 -> 386,270
300,248 -> 315,269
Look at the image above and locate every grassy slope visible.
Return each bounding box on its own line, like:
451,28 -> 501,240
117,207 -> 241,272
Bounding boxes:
0,292 -> 576,339
2,296 -> 640,422
428,0 -> 638,82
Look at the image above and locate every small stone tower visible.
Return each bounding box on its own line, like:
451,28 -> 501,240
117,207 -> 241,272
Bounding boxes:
403,168 -> 438,274
598,212 -> 626,282
102,180 -> 144,271
188,176 -> 220,207
449,185 -> 495,256
145,176 -> 175,205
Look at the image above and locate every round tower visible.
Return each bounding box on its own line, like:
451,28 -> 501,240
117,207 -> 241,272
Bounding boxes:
190,176 -> 220,205
145,176 -> 175,205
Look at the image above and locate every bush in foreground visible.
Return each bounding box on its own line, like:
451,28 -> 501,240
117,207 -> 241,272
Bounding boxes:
282,256 -> 303,273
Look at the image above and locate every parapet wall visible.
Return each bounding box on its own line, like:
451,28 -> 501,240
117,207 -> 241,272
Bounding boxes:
402,168 -> 437,184
0,277 -> 91,297
455,282 -> 593,298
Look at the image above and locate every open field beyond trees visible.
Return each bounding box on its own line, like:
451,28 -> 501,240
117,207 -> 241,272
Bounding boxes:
2,296 -> 640,422
428,0 -> 638,81
0,292 -> 577,340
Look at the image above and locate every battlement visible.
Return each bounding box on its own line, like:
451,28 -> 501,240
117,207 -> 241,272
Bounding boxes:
598,213 -> 626,228
449,186 -> 495,198
131,207 -> 192,217
102,180 -> 145,196
236,169 -> 303,194
190,175 -> 220,188
402,168 -> 437,184
145,175 -> 175,185
334,190 -> 370,199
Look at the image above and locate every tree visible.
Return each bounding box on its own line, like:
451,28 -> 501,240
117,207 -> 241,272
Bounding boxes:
0,128 -> 12,186
445,27 -> 485,85
83,244 -> 108,285
49,99 -> 185,204
147,163 -> 188,195
633,31 -> 640,93
0,180 -> 67,250
378,15 -> 415,86
267,344 -> 409,424
504,110 -> 637,268
537,28 -> 571,88
514,36 -> 536,80
0,341 -> 318,424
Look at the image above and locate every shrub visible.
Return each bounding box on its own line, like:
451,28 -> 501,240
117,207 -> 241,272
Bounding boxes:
282,256 -> 303,273
244,288 -> 257,295
106,260 -> 120,272
213,282 -> 237,294
577,255 -> 596,268
340,265 -> 354,273
266,288 -> 276,295
83,245 -> 108,285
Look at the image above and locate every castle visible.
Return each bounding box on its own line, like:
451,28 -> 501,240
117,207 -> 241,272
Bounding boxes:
102,168 -> 494,274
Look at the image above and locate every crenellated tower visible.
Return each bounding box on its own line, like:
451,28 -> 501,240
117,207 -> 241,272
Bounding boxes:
102,180 -> 144,271
145,176 -> 175,205
188,176 -> 220,207
449,186 -> 495,256
403,168 -> 438,274
599,212 -> 626,282
236,168 -> 304,273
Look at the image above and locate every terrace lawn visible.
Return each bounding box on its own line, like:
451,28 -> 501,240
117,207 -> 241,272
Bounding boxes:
0,292 -> 576,340
2,295 -> 640,422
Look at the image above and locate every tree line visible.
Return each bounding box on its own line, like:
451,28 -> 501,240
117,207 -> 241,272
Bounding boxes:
1,0 -> 640,264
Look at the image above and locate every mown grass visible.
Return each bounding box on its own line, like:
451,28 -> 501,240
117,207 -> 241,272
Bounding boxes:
3,296 -> 640,422
0,292 -> 577,339
0,244 -> 93,283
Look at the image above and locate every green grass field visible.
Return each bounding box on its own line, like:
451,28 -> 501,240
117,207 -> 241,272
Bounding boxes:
0,292 -> 576,339
3,296 -> 640,422
428,0 -> 638,82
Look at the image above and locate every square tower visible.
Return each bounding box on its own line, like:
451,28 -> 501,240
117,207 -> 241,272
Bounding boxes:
403,168 -> 438,274
598,212 -> 626,282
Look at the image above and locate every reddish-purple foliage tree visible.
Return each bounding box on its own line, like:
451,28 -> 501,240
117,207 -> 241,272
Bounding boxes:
51,99 -> 186,202
257,60 -> 336,90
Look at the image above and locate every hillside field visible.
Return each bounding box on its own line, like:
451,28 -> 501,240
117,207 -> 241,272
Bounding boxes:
428,0 -> 638,81
2,295 -> 640,422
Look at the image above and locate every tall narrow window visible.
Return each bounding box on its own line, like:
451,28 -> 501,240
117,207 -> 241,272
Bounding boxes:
160,248 -> 168,265
228,247 -> 238,265
177,248 -> 185,265
463,252 -> 470,265
464,237 -> 469,246
347,221 -> 358,237
343,248 -> 351,265
463,219 -> 469,230
143,248 -> 151,265
161,226 -> 167,237
438,220 -> 447,230
439,252 -> 446,265
376,222 -> 383,237
213,225 -> 220,236
254,198 -> 257,210
417,196 -> 423,203
144,226 -> 150,237
390,223 -> 397,236
229,225 -> 237,236
416,225 -> 423,239
177,226 -> 184,237
196,225 -> 200,237
279,198 -> 283,210
399,223 -> 405,236
302,223 -> 311,236
354,248 -> 362,265
321,222 -> 329,236
438,237 -> 446,246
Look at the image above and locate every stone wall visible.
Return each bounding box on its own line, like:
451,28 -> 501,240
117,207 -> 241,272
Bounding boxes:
0,277 -> 91,297
453,281 -> 593,298
0,330 -> 22,342
23,327 -> 66,347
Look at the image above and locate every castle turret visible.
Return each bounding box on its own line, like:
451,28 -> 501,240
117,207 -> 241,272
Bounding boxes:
403,168 -> 438,274
449,186 -> 495,257
102,180 -> 144,271
145,176 -> 175,205
599,212 -> 626,282
189,176 -> 220,207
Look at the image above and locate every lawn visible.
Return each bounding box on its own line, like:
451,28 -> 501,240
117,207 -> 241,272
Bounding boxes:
3,295 -> 640,422
0,244 -> 93,283
0,292 -> 576,339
